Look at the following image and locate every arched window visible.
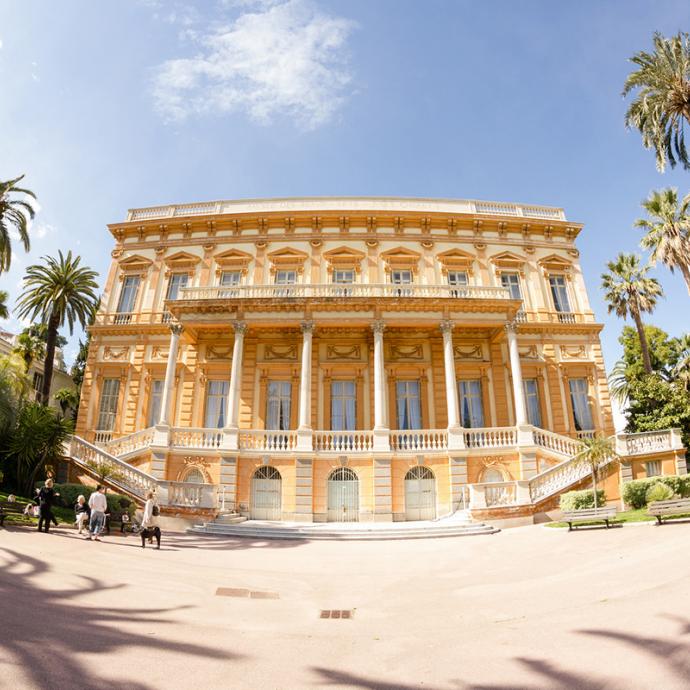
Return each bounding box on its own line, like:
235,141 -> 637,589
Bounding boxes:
329,467 -> 358,482
404,466 -> 434,481
253,466 -> 281,481
183,467 -> 205,484
481,467 -> 505,483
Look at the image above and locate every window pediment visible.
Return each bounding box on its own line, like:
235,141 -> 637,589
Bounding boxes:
538,254 -> 573,274
267,247 -> 308,274
118,254 -> 152,279
213,248 -> 253,276
380,246 -> 421,274
490,251 -> 526,270
322,246 -> 366,273
436,248 -> 475,275
163,251 -> 201,270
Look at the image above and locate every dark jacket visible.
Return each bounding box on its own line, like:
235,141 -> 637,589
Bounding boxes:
74,502 -> 91,517
37,487 -> 56,508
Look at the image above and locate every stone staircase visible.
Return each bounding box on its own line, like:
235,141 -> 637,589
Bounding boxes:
189,514 -> 497,540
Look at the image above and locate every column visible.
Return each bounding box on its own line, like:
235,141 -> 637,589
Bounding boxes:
372,320 -> 387,430
298,321 -> 314,430
371,320 -> 390,451
440,320 -> 460,429
226,321 -> 247,430
506,321 -> 528,427
157,324 -> 182,427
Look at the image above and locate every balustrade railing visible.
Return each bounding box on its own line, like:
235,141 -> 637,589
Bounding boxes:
533,428 -> 583,457
239,430 -> 298,451
464,427 -> 517,449
176,283 -> 511,302
313,430 -> 374,452
104,427 -> 155,456
616,429 -> 676,456
94,430 -> 113,445
170,427 -> 223,449
94,312 -> 168,327
162,480 -> 216,508
389,429 -> 448,451
484,482 -> 517,507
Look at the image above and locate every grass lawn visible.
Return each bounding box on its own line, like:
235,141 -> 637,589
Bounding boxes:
1,490 -> 76,527
545,507 -> 690,528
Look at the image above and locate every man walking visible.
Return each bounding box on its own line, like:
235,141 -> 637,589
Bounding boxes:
87,485 -> 107,541
36,479 -> 59,533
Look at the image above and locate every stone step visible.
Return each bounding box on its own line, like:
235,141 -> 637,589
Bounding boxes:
188,522 -> 498,540
214,514 -> 248,524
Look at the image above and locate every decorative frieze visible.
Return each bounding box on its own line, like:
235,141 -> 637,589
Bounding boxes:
103,346 -> 130,361
453,344 -> 484,360
326,345 -> 362,360
388,343 -> 423,360
263,344 -> 298,360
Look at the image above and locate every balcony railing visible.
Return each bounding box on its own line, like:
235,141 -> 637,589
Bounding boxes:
389,430 -> 448,452
313,430 -> 374,452
239,430 -> 298,451
170,427 -> 223,450
94,312 -> 169,327
175,284 -> 511,302
464,427 -> 517,449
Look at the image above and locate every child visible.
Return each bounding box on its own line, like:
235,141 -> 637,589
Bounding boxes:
74,495 -> 91,534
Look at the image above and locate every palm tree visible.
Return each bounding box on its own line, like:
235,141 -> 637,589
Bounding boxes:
623,32 -> 690,171
601,253 -> 663,374
635,188 -> 690,295
13,331 -> 46,373
0,290 -> 9,320
54,387 -> 79,419
16,251 -> 98,405
575,436 -> 619,509
608,359 -> 631,405
0,175 -> 35,272
670,333 -> 690,390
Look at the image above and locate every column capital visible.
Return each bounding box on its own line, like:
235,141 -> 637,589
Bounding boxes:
300,320 -> 315,334
439,319 -> 455,335
505,320 -> 519,334
232,321 -> 247,335
169,323 -> 183,336
371,320 -> 386,335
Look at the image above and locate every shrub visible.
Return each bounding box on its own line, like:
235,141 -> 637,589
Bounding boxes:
623,476 -> 690,508
560,489 -> 607,511
646,482 -> 674,503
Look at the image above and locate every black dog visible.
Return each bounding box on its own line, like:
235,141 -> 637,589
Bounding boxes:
140,526 -> 161,549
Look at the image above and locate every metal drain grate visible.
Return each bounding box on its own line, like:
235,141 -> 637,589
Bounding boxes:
216,587 -> 279,599
320,609 -> 354,619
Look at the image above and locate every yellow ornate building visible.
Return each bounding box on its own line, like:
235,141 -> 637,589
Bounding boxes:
70,197 -> 686,525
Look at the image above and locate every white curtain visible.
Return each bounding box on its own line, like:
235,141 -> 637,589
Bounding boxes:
205,381 -> 228,428
459,380 -> 484,428
569,379 -> 593,431
397,381 -> 421,430
523,379 -> 542,427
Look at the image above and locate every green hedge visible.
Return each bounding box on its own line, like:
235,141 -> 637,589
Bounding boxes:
34,482 -> 136,519
646,483 -> 674,503
560,489 -> 607,511
622,476 -> 690,509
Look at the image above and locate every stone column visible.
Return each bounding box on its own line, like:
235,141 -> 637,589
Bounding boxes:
371,320 -> 390,451
226,321 -> 247,430
296,321 -> 314,451
506,321 -> 528,428
157,324 -> 182,427
440,320 -> 460,429
298,321 -> 314,430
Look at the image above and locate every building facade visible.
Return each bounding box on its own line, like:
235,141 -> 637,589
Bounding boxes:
73,197 -> 686,522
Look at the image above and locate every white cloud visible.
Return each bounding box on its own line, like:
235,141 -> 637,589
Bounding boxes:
34,222 -> 57,240
153,0 -> 356,130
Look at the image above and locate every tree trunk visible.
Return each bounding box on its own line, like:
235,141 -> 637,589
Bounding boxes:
592,467 -> 598,509
680,262 -> 690,297
40,312 -> 60,406
632,311 -> 653,374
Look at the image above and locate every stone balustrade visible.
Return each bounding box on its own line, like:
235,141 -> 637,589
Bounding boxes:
464,427 -> 517,449
104,427 -> 156,457
169,427 -> 223,450
313,430 -> 374,452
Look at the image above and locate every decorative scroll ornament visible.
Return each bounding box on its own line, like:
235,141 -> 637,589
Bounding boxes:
206,346 -> 233,360
453,344 -> 483,360
519,345 -> 540,359
151,346 -> 169,360
389,343 -> 423,360
103,346 -> 129,361
326,345 -> 361,360
561,345 -> 587,359
264,344 -> 298,360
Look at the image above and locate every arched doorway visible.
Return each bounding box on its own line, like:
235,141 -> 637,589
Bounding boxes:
251,466 -> 282,520
404,466 -> 436,521
327,467 -> 359,522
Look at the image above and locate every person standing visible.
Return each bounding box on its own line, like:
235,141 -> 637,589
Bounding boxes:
36,479 -> 59,533
141,490 -> 158,543
87,485 -> 108,541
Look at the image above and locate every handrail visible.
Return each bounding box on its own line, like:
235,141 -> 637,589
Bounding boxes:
103,427 -> 156,457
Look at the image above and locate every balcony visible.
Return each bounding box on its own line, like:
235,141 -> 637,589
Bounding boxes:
174,283 -> 512,303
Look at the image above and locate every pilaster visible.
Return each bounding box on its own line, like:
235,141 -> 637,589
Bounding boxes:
373,457 -> 393,521
294,458 -> 314,521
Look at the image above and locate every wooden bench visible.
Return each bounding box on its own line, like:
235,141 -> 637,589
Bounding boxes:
647,498 -> 690,525
0,500 -> 31,527
562,506 -> 618,531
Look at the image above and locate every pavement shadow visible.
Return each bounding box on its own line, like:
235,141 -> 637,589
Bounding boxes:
312,616 -> 690,689
0,547 -> 244,690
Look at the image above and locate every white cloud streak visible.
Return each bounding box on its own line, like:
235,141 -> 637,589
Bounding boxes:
152,0 -> 356,129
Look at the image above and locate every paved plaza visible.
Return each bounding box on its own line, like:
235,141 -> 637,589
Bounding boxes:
1,522 -> 689,689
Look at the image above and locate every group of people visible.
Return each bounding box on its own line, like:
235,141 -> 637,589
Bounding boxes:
33,479 -> 158,542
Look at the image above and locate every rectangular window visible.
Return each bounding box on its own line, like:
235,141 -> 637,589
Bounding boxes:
204,380 -> 229,429
447,271 -> 468,286
32,371 -> 44,393
458,380 -> 484,428
549,275 -> 571,313
117,275 -> 140,314
220,271 -> 241,286
148,379 -> 164,427
523,379 -> 542,427
391,270 -> 412,284
331,381 -> 356,430
165,273 -> 189,301
645,461 -> 662,477
332,269 -> 354,284
266,381 -> 292,430
97,378 -> 120,431
275,270 -> 296,285
568,378 -> 594,431
396,380 -> 421,430
501,272 -> 522,300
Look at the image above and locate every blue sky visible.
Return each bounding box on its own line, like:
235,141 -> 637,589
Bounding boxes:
1,0 -> 689,381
